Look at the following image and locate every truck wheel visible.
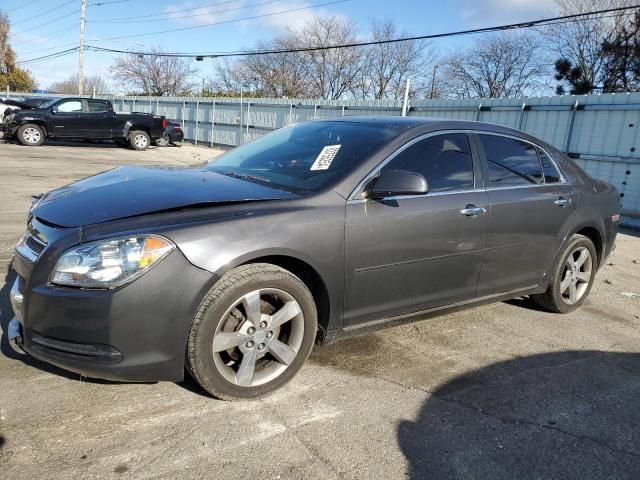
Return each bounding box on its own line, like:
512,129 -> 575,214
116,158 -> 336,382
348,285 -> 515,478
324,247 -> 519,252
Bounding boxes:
186,263 -> 317,400
129,130 -> 150,150
17,124 -> 44,146
155,135 -> 170,147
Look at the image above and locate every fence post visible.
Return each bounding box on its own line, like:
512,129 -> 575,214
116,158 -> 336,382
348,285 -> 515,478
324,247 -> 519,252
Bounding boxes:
246,102 -> 250,137
182,100 -> 186,138
210,100 -> 215,147
195,100 -> 199,145
288,102 -> 293,125
133,96 -> 137,112
564,100 -> 579,153
518,102 -> 527,130
313,104 -> 318,120
122,97 -> 125,111
401,78 -> 411,116
341,105 -> 345,116
476,103 -> 482,121
5,86 -> 8,99
156,98 -> 159,115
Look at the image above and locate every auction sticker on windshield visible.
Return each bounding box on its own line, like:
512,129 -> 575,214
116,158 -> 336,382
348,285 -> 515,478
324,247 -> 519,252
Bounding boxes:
310,145 -> 341,170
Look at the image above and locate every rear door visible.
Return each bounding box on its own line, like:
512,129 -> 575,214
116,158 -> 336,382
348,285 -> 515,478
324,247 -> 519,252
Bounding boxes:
473,133 -> 577,296
50,99 -> 84,137
83,100 -> 113,138
344,132 -> 489,326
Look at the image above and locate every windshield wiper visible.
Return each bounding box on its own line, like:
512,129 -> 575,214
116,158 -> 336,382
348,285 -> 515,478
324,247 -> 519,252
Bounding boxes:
219,171 -> 272,184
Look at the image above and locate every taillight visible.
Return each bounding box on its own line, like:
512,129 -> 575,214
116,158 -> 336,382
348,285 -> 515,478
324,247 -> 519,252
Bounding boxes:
162,118 -> 168,129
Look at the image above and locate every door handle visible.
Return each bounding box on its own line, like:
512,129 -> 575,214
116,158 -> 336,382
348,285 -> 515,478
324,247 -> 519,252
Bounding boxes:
554,197 -> 571,207
460,205 -> 487,217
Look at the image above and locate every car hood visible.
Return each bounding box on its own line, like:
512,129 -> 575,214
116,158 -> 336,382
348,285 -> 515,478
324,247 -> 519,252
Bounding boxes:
32,165 -> 297,227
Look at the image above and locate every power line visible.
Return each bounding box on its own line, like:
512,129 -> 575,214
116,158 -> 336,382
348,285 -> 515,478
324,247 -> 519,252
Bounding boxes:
97,0 -> 348,40
87,0 -> 132,5
12,9 -> 80,34
86,4 -> 640,59
5,0 -> 41,14
88,0 -> 283,24
18,4 -> 640,66
17,46 -> 80,65
90,0 -> 241,22
11,0 -> 75,26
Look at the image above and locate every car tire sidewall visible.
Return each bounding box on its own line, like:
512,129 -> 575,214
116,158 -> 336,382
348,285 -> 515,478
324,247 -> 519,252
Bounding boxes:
189,266 -> 317,400
549,235 -> 598,313
18,124 -> 44,146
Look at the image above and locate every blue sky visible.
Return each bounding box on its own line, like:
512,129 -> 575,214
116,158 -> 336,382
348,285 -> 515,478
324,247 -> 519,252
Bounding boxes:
5,0 -> 558,90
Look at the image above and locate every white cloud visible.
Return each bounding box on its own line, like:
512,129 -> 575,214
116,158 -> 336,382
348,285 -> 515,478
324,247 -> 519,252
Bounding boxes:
461,0 -> 557,25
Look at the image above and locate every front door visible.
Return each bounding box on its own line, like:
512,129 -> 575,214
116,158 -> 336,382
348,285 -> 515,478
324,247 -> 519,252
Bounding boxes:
344,132 -> 489,326
473,133 -> 577,296
51,99 -> 85,137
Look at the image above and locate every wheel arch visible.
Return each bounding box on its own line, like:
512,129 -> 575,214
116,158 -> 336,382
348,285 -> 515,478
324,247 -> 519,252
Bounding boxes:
238,255 -> 332,343
573,225 -> 604,268
18,121 -> 48,137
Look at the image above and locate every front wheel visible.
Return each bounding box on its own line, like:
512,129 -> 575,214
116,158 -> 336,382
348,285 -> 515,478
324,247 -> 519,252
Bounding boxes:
17,124 -> 44,146
187,264 -> 317,400
129,130 -> 150,150
532,234 -> 597,313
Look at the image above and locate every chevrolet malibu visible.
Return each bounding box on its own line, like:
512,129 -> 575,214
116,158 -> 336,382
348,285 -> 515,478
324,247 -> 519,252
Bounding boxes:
8,117 -> 620,400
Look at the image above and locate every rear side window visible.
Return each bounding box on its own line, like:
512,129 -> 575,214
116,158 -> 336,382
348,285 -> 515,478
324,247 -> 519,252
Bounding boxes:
537,148 -> 562,183
479,135 -> 543,186
381,133 -> 474,193
87,100 -> 108,113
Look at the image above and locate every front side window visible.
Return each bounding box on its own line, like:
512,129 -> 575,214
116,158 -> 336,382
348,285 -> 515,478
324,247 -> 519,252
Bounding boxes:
56,100 -> 83,113
380,133 -> 474,193
87,100 -> 108,113
206,121 -> 401,194
480,135 -> 543,186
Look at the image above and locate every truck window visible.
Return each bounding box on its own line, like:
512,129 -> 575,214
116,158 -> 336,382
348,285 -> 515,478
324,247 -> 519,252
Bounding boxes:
57,100 -> 83,113
87,100 -> 108,113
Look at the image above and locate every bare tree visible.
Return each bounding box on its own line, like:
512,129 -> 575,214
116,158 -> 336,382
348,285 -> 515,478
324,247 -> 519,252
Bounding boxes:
110,47 -> 198,96
298,16 -> 364,99
440,33 -> 548,98
357,19 -> 434,99
545,0 -> 634,94
49,73 -> 110,95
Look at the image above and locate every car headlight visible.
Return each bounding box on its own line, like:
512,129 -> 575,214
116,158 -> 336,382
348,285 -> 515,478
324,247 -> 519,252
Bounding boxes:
50,235 -> 175,288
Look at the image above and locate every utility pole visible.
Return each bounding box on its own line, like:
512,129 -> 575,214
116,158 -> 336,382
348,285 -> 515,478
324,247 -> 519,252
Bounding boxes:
429,64 -> 439,99
78,0 -> 86,96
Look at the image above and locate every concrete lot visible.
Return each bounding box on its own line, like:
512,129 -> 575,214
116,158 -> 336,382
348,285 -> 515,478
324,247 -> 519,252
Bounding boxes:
0,138 -> 639,480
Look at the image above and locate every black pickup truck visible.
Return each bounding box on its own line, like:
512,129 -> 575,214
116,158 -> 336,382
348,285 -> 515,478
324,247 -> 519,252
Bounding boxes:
2,97 -> 166,150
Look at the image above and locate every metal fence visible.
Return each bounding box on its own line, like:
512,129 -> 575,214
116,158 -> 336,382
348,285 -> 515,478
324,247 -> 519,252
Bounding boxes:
6,90 -> 640,227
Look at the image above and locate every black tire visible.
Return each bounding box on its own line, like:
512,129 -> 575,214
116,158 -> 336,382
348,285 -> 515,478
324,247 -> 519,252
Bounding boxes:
17,123 -> 44,146
155,135 -> 170,147
187,263 -> 317,400
129,130 -> 150,150
532,234 -> 598,313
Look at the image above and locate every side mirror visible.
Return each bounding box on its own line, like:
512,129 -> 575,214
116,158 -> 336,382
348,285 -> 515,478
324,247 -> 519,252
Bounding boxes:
366,169 -> 428,199
51,106 -> 58,114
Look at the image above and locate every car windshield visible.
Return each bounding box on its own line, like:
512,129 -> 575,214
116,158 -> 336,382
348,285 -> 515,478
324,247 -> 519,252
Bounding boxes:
205,121 -> 401,194
38,99 -> 59,109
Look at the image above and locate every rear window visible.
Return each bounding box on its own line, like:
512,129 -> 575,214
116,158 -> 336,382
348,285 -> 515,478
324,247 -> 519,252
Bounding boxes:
537,148 -> 562,183
479,134 -> 543,186
87,100 -> 108,113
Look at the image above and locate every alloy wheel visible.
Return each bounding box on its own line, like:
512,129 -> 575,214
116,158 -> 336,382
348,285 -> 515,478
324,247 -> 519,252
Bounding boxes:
23,127 -> 41,144
560,246 -> 593,305
211,288 -> 304,387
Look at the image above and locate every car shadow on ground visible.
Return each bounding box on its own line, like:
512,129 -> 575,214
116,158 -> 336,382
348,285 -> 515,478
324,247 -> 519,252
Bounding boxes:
0,263 -> 135,385
397,350 -> 640,479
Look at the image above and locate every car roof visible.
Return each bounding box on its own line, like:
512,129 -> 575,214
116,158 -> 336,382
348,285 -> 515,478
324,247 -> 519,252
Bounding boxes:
322,115 -> 541,142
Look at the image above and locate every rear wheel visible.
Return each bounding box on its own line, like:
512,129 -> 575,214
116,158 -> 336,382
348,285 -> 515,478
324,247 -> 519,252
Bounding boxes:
155,135 -> 170,147
187,263 -> 317,400
129,130 -> 150,150
532,234 -> 597,313
17,124 -> 44,146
